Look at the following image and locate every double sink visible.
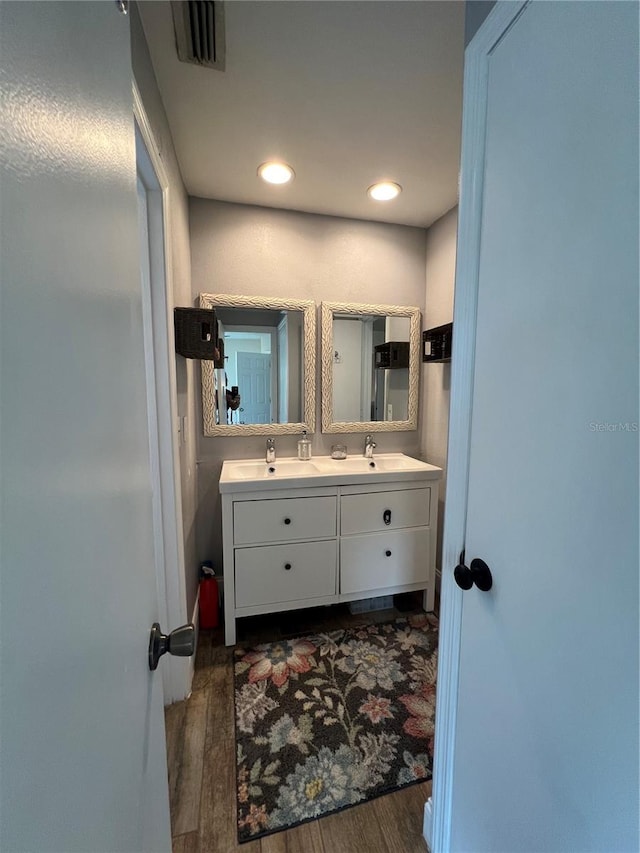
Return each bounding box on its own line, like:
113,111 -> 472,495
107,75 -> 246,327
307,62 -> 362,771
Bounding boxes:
219,452 -> 442,493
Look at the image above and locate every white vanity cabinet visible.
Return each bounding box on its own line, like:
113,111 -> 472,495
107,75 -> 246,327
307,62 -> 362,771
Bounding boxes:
230,489 -> 338,611
233,495 -> 336,545
219,456 -> 442,645
339,482 -> 434,600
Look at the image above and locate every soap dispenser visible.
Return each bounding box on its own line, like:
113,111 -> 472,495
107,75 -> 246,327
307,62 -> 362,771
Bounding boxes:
297,430 -> 312,461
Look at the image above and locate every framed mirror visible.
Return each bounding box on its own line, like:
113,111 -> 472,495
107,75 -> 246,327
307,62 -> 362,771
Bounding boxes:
199,293 -> 316,436
321,301 -> 421,433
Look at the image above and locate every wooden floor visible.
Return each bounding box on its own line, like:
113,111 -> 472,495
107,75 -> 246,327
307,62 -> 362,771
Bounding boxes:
165,602 -> 432,853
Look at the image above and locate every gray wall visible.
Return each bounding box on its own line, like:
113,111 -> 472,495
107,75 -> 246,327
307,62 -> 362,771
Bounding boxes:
130,3 -> 199,617
465,0 -> 496,45
421,206 -> 458,574
189,199 -> 428,568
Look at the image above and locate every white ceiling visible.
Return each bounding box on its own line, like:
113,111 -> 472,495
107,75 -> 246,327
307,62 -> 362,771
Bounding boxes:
139,1 -> 464,229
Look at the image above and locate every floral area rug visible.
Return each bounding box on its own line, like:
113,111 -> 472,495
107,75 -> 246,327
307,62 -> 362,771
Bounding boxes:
233,613 -> 438,842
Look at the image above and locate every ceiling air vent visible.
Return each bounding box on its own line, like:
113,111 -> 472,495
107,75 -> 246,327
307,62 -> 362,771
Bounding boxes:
171,1 -> 226,71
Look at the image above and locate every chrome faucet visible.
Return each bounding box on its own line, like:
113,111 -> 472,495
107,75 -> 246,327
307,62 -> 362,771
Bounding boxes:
363,434 -> 377,458
266,438 -> 276,464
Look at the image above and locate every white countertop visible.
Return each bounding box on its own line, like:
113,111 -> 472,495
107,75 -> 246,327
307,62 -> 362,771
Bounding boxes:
219,453 -> 442,494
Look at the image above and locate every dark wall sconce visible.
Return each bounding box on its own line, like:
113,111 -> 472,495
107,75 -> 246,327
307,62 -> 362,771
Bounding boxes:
374,341 -> 410,369
174,307 -> 224,366
423,322 -> 453,363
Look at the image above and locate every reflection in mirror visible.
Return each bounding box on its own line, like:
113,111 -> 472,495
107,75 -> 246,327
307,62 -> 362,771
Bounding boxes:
215,307 -> 303,426
332,314 -> 410,423
321,302 -> 420,433
200,294 -> 316,437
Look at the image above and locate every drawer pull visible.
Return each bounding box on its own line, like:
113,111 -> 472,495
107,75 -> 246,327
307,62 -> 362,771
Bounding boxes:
385,550 -> 392,557
284,518 -> 292,525
284,563 -> 292,571
383,509 -> 391,525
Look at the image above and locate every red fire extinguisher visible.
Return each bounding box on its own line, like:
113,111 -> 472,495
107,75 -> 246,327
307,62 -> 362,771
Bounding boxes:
199,563 -> 219,630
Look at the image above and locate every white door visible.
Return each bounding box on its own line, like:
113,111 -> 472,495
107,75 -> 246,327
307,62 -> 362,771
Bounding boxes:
436,3 -> 638,851
1,3 -> 172,851
237,351 -> 272,423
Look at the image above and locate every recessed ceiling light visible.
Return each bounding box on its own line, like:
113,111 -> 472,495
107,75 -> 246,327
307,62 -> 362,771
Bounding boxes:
258,162 -> 295,185
367,181 -> 402,201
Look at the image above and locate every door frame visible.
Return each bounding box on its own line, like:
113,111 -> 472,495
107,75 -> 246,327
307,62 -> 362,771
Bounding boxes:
428,3 -> 528,850
133,82 -> 191,704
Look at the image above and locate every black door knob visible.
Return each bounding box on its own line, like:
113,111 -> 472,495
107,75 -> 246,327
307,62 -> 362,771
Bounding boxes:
385,549 -> 392,557
454,557 -> 493,592
284,563 -> 292,570
284,518 -> 291,525
148,622 -> 195,671
454,562 -> 473,590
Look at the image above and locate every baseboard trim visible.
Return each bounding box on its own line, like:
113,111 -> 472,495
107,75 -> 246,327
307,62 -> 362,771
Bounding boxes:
423,796 -> 433,851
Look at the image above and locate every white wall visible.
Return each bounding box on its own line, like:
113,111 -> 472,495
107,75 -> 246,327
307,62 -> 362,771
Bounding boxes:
421,206 -> 457,572
190,199 -> 428,568
130,3 -> 199,616
333,318 -> 364,422
385,370 -> 409,422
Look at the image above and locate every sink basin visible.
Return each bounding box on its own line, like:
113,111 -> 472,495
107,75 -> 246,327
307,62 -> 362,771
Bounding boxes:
220,453 -> 442,493
313,457 -> 378,473
369,454 -> 430,472
224,459 -> 321,480
313,454 -> 428,474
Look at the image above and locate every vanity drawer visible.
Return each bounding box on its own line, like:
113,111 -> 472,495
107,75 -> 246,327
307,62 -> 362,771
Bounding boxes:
340,528 -> 430,594
235,540 -> 337,608
340,488 -> 430,535
234,496 -> 337,545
